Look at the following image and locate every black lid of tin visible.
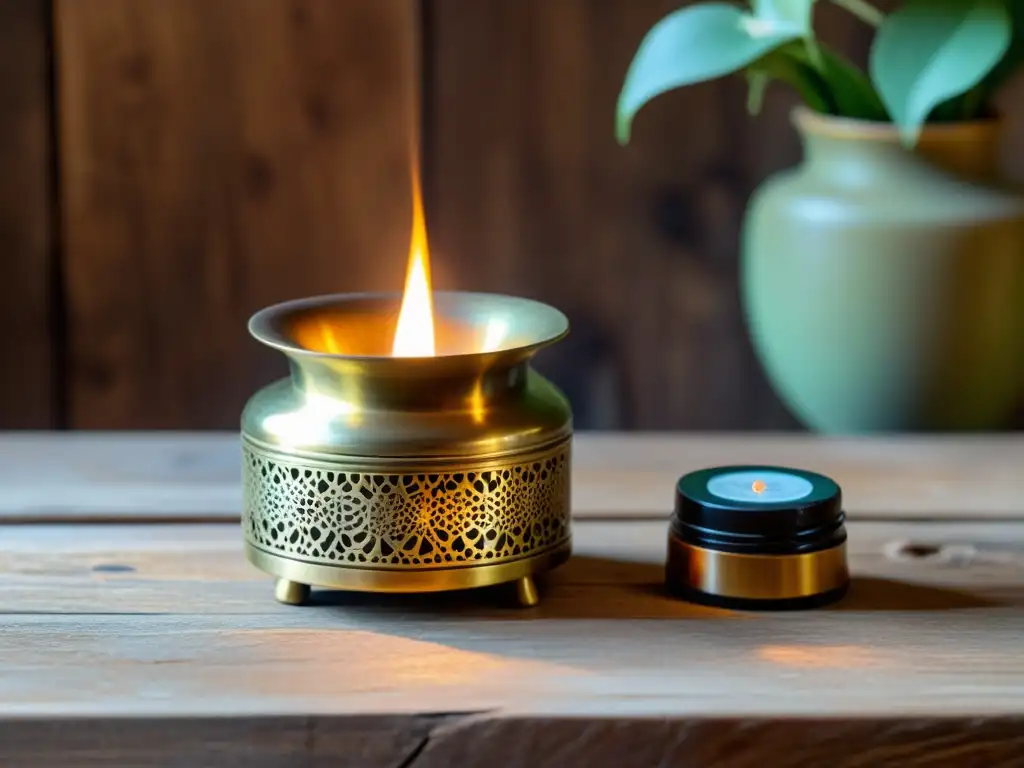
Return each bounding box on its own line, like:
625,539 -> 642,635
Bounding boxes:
672,465 -> 845,555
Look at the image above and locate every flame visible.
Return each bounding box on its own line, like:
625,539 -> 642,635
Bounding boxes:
751,480 -> 767,495
391,164 -> 435,357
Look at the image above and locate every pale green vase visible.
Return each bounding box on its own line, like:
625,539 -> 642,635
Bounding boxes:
742,108 -> 1024,433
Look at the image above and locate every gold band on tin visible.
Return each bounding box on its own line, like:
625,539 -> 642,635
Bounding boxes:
667,536 -> 849,601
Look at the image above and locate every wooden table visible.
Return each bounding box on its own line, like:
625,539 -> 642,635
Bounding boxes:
4,433 -> 1024,766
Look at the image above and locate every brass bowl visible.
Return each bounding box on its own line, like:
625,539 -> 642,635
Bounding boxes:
241,291 -> 572,606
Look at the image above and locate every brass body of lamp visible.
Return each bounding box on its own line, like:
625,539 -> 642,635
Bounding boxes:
241,291 -> 572,607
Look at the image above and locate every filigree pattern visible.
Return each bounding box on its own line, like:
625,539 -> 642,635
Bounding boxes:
242,443 -> 571,567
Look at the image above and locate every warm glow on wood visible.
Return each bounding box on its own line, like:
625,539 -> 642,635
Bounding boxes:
392,164 -> 435,357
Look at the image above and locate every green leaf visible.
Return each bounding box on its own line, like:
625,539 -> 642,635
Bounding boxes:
746,43 -> 834,114
976,0 -> 1024,102
788,43 -> 888,119
752,0 -> 815,32
869,0 -> 1012,146
753,0 -> 822,66
818,49 -> 888,119
615,3 -> 803,144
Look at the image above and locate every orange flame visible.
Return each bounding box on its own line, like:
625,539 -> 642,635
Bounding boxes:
751,480 -> 767,495
392,164 -> 435,357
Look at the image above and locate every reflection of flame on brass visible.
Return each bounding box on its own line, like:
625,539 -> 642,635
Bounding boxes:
392,163 -> 435,357
470,317 -> 512,424
480,317 -> 510,354
316,324 -> 344,355
263,392 -> 360,448
469,381 -> 486,425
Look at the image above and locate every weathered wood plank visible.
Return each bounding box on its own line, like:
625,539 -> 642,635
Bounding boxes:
4,519 -> 1022,616
413,716 -> 1024,768
3,715 -> 1023,768
424,0 -> 888,430
0,432 -> 241,521
428,0 -> 776,430
0,0 -> 54,428
0,716 -> 445,768
3,519 -> 1024,616
2,433 -> 1024,521
427,0 -> 1009,435
56,0 -> 418,429
2,520 -> 1023,720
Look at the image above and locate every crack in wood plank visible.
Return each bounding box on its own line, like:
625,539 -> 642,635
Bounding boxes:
5,714 -> 1024,766
0,714 -> 477,768
409,716 -> 1024,768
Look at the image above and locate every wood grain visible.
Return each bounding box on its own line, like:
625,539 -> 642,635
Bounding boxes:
0,0 -> 54,427
4,519 -> 1024,615
56,0 -> 418,429
3,716 -> 1023,768
3,519 -> 1024,719
43,0 -> 1024,432
0,716 -> 447,768
413,717 -> 1024,768
3,432 -> 1024,522
422,2 -> 946,433
4,431 -> 1024,762
426,0 -> 824,430
2,521 -> 1024,764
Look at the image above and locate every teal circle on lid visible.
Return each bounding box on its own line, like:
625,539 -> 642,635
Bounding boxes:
706,470 -> 814,504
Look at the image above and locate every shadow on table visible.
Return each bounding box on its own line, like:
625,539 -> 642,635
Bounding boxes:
308,555 -> 721,619
829,576 -> 1001,611
307,555 -> 1003,618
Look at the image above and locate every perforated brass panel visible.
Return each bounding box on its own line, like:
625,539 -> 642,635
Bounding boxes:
242,439 -> 572,570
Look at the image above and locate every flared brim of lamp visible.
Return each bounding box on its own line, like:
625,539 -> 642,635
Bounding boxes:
249,290 -> 569,363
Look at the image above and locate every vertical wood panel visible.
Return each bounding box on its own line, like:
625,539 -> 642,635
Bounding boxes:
0,0 -> 54,427
57,0 -> 418,428
427,0 -> 877,430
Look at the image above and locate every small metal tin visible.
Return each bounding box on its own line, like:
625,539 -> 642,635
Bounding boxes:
665,465 -> 849,610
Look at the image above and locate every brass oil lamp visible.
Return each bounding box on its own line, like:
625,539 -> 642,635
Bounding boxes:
241,171 -> 572,607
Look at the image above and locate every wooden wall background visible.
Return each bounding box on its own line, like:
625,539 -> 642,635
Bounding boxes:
1,0 -> 1022,430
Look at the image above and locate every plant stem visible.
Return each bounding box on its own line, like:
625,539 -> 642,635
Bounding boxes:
805,37 -> 825,71
828,0 -> 884,28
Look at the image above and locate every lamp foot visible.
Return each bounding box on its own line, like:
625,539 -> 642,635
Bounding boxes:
274,578 -> 310,606
515,575 -> 540,608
